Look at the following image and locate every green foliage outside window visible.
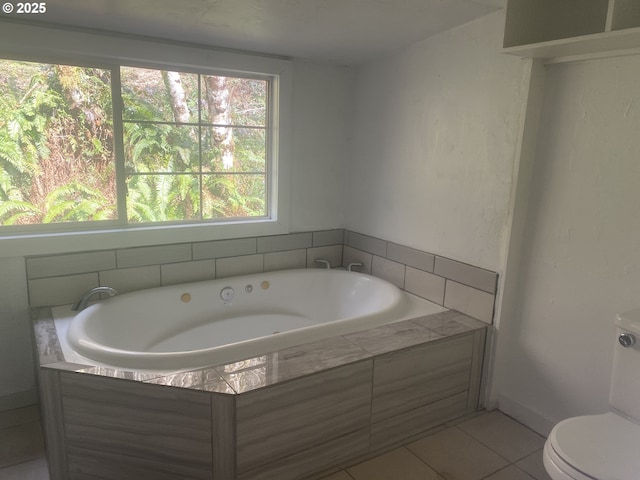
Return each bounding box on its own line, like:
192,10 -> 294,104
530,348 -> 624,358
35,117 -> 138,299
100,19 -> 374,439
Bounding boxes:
0,59 -> 269,227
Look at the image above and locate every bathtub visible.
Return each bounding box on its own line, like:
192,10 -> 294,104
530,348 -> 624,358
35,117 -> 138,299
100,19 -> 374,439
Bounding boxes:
57,269 -> 445,371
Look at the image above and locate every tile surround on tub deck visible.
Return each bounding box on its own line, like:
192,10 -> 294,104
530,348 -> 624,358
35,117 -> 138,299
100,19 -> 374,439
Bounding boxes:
256,232 -> 312,253
160,259 -> 216,286
116,243 -> 192,269
26,250 -> 116,279
34,306 -> 486,394
312,229 -> 344,247
34,303 -> 488,480
386,242 -> 435,273
371,255 -> 406,289
264,248 -> 307,271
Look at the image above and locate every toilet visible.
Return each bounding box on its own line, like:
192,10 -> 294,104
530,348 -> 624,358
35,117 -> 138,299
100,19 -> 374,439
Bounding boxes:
543,309 -> 640,479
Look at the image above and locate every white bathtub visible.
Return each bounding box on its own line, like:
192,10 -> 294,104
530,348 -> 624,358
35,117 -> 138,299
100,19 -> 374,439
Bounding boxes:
57,269 -> 445,371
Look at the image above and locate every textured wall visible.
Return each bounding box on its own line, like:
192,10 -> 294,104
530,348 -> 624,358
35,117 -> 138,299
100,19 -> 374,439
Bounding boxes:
290,62 -> 352,231
496,54 -> 640,432
346,11 -> 527,271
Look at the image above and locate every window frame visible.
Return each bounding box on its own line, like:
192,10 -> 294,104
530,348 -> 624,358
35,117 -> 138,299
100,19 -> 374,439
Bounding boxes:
0,21 -> 292,257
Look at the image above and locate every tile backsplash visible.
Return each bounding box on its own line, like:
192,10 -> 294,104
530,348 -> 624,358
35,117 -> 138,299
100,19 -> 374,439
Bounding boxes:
342,231 -> 497,324
25,229 -> 497,324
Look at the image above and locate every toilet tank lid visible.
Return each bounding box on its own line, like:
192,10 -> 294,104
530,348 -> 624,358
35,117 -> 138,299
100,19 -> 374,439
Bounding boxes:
615,308 -> 640,334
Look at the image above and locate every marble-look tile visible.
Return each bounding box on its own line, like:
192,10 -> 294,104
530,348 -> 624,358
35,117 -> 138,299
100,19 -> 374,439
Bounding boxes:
42,361 -> 93,372
29,273 -> 99,307
192,237 -> 257,260
347,447 -> 444,480
116,243 -> 191,268
404,267 -> 445,305
468,328 -> 487,411
342,246 -> 372,273
371,255 -> 405,288
212,393 -> 236,480
344,320 -> 443,356
386,243 -> 435,273
371,334 -> 474,423
306,245 -> 343,268
444,280 -> 495,324
257,232 -> 312,253
216,361 -> 269,394
345,231 -> 387,257
236,361 -> 372,474
216,254 -> 264,278
37,369 -> 67,479
408,427 -> 509,480
411,312 -> 479,336
76,366 -> 166,382
66,447 -> 212,480
434,256 -> 498,294
33,311 -> 64,365
370,392 -> 469,453
160,259 -> 215,286
146,368 -> 235,394
312,229 -> 344,247
60,372 -> 213,479
442,310 -> 490,330
216,337 -> 372,393
26,250 -> 116,279
99,265 -> 161,294
263,248 -> 307,271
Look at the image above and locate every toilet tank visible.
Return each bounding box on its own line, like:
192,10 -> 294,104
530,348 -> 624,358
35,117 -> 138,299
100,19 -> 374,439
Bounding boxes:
610,308 -> 640,421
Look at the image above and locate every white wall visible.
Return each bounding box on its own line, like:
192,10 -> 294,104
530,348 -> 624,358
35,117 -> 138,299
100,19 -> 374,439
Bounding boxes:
495,54 -> 640,433
290,61 -> 352,231
346,11 -> 527,272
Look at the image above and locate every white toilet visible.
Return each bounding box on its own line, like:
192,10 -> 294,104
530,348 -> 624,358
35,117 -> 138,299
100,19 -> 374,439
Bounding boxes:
543,309 -> 640,479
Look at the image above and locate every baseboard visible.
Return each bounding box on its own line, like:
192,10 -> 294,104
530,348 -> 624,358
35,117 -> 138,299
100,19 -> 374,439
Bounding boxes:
0,388 -> 38,412
497,393 -> 556,437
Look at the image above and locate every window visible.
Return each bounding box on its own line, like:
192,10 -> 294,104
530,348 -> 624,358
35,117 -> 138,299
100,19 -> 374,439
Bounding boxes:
0,60 -> 271,229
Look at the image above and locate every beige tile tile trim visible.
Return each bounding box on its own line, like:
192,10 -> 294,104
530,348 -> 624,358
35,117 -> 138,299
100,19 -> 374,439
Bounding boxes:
343,230 -> 498,324
25,230 -> 343,307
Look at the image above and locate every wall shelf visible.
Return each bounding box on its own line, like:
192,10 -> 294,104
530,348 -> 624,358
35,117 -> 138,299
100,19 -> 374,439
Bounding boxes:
503,26 -> 640,60
503,0 -> 640,60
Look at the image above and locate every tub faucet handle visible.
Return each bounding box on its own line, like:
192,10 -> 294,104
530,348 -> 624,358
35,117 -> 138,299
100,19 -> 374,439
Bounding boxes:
72,286 -> 118,311
347,262 -> 363,272
314,259 -> 331,269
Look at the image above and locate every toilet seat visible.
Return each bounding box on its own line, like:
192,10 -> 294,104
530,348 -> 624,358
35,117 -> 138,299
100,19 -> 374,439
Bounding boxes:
545,412 -> 640,480
544,440 -> 595,480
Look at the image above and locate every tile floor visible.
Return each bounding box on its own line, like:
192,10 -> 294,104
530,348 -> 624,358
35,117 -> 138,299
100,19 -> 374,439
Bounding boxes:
319,410 -> 552,480
0,407 -> 552,480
